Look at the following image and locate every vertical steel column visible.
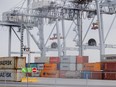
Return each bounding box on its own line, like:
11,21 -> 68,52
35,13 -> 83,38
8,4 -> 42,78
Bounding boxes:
20,24 -> 24,57
77,11 -> 83,56
62,19 -> 66,56
95,0 -> 105,61
8,26 -> 12,57
38,18 -> 46,59
56,19 -> 61,57
27,0 -> 31,64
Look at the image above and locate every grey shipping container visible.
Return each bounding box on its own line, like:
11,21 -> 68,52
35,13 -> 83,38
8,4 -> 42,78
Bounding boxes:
34,57 -> 49,63
0,70 -> 25,81
60,56 -> 76,64
77,64 -> 84,71
0,57 -> 26,69
60,63 -> 76,71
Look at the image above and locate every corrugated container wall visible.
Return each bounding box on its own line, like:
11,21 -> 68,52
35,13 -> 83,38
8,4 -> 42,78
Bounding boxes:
40,70 -> 59,78
44,63 -> 57,70
76,56 -> 88,64
60,56 -> 76,64
34,57 -> 49,63
0,57 -> 26,69
104,62 -> 116,71
60,63 -> 76,71
49,57 -> 60,63
0,70 -> 25,81
77,64 -> 83,71
83,62 -> 102,71
104,72 -> 116,80
90,71 -> 103,79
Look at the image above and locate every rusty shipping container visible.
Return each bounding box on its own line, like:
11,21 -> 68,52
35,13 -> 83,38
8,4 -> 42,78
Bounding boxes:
104,62 -> 116,71
104,72 -> 116,80
76,56 -> 88,64
0,70 -> 25,81
90,71 -> 102,79
0,57 -> 26,69
40,70 -> 59,78
49,57 -> 60,63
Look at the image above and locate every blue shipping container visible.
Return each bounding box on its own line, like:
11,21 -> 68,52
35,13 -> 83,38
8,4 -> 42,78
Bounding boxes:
81,71 -> 91,79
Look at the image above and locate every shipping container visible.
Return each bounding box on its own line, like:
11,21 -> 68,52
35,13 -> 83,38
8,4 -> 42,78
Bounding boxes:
44,63 -> 57,70
60,63 -> 76,71
65,71 -> 81,78
49,57 -> 60,63
104,72 -> 116,80
60,56 -> 76,64
37,64 -> 44,70
90,71 -> 102,79
34,57 -> 49,63
76,56 -> 88,64
102,54 -> 116,62
40,70 -> 59,78
0,57 -> 26,69
104,62 -> 116,71
0,70 -> 25,81
83,62 -> 102,71
29,63 -> 37,68
81,71 -> 91,79
77,64 -> 83,71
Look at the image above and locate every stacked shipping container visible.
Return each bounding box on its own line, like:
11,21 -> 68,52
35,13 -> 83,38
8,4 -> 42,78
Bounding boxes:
103,62 -> 116,80
0,57 -> 26,81
82,62 -> 103,79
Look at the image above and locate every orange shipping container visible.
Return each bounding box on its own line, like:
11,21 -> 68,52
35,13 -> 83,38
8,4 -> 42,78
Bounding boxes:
44,63 -> 57,70
40,70 -> 59,78
83,62 -> 102,71
76,56 -> 88,64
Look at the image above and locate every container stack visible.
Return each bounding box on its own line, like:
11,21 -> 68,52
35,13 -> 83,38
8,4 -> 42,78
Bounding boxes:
103,62 -> 116,80
40,57 -> 59,78
0,57 -> 26,81
102,55 -> 116,80
59,56 -> 78,78
82,62 -> 103,79
40,63 -> 59,78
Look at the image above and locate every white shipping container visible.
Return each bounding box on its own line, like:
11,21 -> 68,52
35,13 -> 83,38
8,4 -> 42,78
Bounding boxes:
60,56 -> 76,63
34,57 -> 49,63
0,70 -> 25,81
60,63 -> 76,71
0,57 -> 26,69
77,64 -> 83,71
37,64 -> 44,70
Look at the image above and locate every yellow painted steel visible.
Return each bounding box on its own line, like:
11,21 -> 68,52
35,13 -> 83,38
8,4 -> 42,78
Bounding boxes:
21,77 -> 38,82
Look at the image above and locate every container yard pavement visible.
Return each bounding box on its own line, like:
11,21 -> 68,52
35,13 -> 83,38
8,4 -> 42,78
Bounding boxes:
0,78 -> 116,87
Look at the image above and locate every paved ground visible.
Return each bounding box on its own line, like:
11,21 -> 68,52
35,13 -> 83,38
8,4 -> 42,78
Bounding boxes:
0,78 -> 116,87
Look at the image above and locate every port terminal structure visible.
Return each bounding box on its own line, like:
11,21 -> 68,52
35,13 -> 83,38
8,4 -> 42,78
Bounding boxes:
0,0 -> 116,63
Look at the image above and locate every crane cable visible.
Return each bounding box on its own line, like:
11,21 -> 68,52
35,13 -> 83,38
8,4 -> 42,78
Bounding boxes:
104,14 -> 116,42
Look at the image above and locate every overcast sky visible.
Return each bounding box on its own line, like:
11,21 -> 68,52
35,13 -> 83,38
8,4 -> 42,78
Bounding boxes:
0,0 -> 116,62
